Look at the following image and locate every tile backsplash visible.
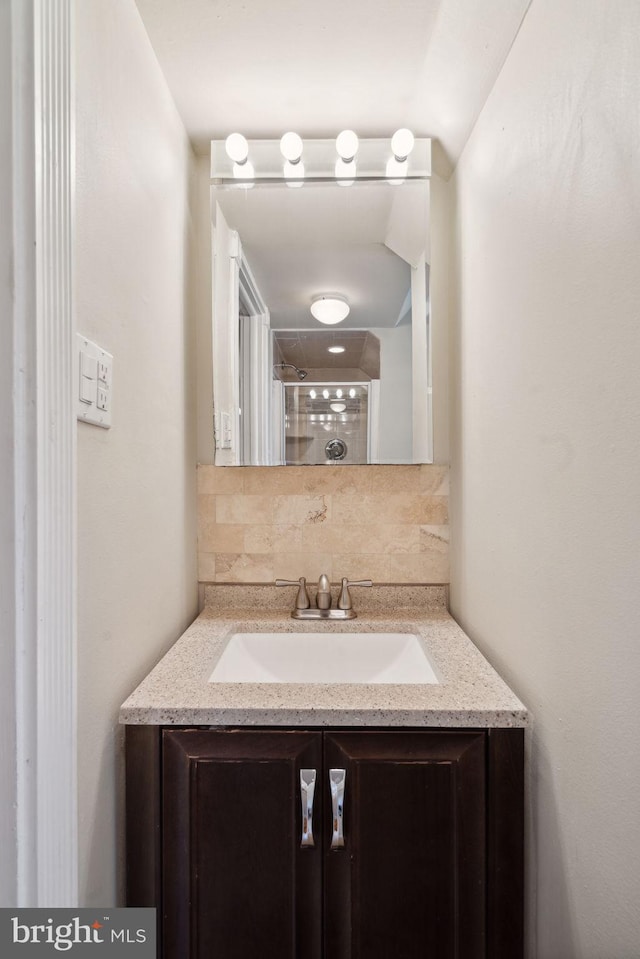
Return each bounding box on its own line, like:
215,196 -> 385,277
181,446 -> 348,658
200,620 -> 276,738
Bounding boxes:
197,464 -> 449,584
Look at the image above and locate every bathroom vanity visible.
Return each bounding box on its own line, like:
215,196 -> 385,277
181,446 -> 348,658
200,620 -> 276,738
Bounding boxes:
121,587 -> 527,959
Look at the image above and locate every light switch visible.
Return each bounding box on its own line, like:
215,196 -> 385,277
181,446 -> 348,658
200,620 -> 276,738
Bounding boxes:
80,370 -> 94,404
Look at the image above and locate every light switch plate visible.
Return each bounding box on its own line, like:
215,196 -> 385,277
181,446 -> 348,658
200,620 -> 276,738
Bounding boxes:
76,334 -> 113,428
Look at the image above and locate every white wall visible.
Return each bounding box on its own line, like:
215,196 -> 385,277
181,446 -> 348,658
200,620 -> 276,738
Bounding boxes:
75,0 -> 198,904
195,155 -> 215,465
448,1 -> 640,955
376,325 -> 413,462
0,0 -> 18,906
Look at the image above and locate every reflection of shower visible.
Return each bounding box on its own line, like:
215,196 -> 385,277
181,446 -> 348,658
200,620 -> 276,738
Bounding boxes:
274,362 -> 308,380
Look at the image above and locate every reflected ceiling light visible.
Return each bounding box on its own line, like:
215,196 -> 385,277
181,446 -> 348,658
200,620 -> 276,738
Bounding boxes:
328,346 -> 345,354
311,295 -> 350,325
322,389 -> 330,399
280,131 -> 303,163
225,132 -> 249,164
391,128 -> 415,162
336,129 -> 359,162
330,402 -> 347,413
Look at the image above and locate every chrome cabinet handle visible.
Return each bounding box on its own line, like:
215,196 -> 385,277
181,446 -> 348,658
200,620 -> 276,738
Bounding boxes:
300,768 -> 316,847
330,768 -> 346,849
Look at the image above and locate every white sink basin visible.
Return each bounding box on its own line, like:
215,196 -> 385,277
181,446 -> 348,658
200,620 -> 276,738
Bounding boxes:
209,632 -> 439,685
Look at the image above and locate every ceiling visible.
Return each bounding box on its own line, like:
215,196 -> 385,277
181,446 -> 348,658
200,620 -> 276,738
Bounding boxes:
134,0 -> 532,174
215,180 -> 421,330
274,330 -> 381,377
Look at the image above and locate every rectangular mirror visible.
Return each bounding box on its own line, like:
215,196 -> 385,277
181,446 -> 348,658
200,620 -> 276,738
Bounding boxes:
211,165 -> 432,466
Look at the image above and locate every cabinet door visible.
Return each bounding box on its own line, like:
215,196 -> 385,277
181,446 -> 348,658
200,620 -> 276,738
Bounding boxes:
163,729 -> 322,959
324,731 -> 486,959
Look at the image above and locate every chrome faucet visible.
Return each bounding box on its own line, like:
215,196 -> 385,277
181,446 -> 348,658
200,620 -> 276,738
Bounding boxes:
276,575 -> 372,620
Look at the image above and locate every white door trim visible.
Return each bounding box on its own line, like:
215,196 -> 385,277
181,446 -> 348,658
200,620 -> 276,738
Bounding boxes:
13,0 -> 78,906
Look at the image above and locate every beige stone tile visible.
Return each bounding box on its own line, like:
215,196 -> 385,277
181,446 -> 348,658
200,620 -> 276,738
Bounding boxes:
365,465 -> 424,494
197,466 -> 217,494
243,466 -> 307,495
198,521 -> 245,553
214,553 -> 274,583
386,553 -> 450,584
244,524 -> 303,553
331,554 -> 390,583
198,552 -> 216,582
300,466 -> 373,495
359,524 -> 420,553
273,494 -> 331,525
418,465 -> 449,495
197,494 -> 216,530
197,466 -> 245,494
272,553 -> 333,583
419,525 -> 450,553
302,523 -> 419,554
216,494 -> 274,525
332,493 -> 448,525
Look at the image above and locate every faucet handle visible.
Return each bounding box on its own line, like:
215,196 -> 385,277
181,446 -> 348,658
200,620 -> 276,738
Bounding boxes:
275,577 -> 311,610
337,577 -> 373,611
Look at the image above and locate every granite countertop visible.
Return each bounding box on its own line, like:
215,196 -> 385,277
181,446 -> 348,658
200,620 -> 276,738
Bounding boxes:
119,586 -> 528,728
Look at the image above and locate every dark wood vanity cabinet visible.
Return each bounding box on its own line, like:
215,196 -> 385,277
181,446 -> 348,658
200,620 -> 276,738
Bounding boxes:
126,726 -> 524,959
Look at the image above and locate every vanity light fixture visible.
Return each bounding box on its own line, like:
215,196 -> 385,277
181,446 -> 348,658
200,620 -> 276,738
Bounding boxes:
385,128 -> 415,183
335,388 -> 343,398
322,389 -> 330,399
391,128 -> 415,162
335,157 -> 356,183
280,131 -> 303,163
233,160 -> 255,179
212,133 -> 430,183
385,156 -> 407,182
349,388 -> 356,398
336,130 -> 359,162
328,346 -> 345,354
311,295 -> 350,325
309,389 -> 317,399
225,132 -> 249,164
281,132 -> 305,180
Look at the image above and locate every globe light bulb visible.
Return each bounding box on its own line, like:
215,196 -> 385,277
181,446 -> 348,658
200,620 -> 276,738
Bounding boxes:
335,158 -> 356,184
284,160 -> 305,179
233,160 -> 255,180
391,128 -> 415,162
386,156 -> 408,183
225,133 -> 249,164
280,132 -> 303,163
336,129 -> 359,162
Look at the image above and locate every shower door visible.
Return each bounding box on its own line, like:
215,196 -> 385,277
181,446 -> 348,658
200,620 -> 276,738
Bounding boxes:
283,382 -> 371,465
